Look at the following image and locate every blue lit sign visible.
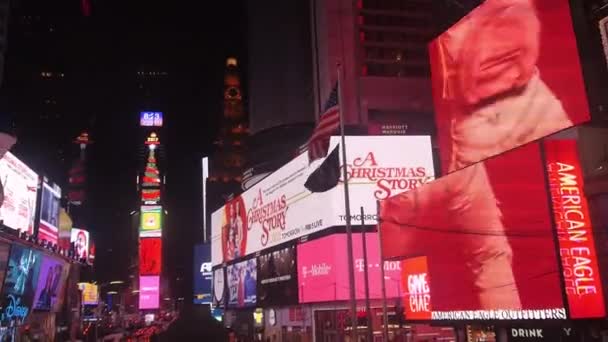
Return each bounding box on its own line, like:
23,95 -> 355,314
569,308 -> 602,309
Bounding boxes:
193,244 -> 212,304
140,112 -> 163,127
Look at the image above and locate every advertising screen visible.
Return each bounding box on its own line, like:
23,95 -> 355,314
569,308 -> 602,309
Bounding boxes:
193,244 -> 212,304
211,136 -> 435,266
545,139 -> 605,318
39,182 -> 61,245
257,245 -> 297,306
0,152 -> 38,234
57,208 -> 72,250
1,245 -> 41,322
429,0 -> 590,175
33,256 -> 67,311
139,276 -> 160,310
139,238 -> 162,276
297,233 -> 403,303
140,112 -> 163,127
78,283 -> 99,305
70,228 -> 89,261
140,205 -> 162,237
213,267 -> 225,307
227,258 -> 256,308
380,143 -> 566,320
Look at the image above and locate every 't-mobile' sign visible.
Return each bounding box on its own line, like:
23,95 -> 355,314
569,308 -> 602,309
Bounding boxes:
545,139 -> 605,318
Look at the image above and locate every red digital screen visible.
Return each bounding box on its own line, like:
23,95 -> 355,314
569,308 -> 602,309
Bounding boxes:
545,139 -> 605,318
429,0 -> 590,175
380,143 -> 566,320
402,256 -> 433,320
139,238 -> 162,276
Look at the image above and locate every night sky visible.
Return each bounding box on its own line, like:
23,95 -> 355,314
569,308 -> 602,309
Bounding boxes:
2,0 -> 247,299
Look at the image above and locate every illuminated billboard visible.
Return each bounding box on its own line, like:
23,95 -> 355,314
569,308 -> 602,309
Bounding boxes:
298,233 -> 403,303
139,276 -> 160,310
211,136 -> 435,266
0,152 -> 38,234
140,205 -> 162,237
139,238 -> 162,276
78,283 -> 99,305
33,256 -> 68,311
258,245 -> 297,306
227,258 -> 256,308
429,0 -> 591,175
39,181 -> 61,245
545,139 -> 605,318
380,143 -> 566,320
70,228 -> 90,261
2,245 -> 41,323
140,112 -> 163,127
193,244 -> 212,304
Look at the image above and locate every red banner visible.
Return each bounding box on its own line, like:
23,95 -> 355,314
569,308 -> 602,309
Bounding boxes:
545,139 -> 605,318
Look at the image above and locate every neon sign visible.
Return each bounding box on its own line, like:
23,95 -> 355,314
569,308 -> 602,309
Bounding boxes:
1,295 -> 29,321
140,112 -> 163,127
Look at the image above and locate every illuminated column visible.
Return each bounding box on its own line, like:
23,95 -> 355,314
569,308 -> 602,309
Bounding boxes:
138,132 -> 162,311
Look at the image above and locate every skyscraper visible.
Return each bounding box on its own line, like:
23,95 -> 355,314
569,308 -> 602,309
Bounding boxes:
206,58 -> 249,239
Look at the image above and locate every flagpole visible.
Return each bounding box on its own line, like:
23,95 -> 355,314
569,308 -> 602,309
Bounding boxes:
360,206 -> 373,342
377,200 -> 389,341
337,64 -> 358,342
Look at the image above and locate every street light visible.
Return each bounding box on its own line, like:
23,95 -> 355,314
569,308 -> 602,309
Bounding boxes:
109,280 -> 124,285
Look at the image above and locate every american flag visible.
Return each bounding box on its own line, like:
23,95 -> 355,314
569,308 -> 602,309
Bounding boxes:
307,82 -> 340,162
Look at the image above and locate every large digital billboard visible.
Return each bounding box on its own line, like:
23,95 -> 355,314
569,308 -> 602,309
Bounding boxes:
193,244 -> 212,304
257,245 -> 297,306
33,256 -> 68,311
227,258 -> 256,308
429,0 -> 590,175
70,228 -> 89,261
380,143 -> 566,320
139,276 -> 160,310
213,267 -> 225,307
140,205 -> 162,237
545,139 -> 605,318
78,283 -> 99,305
140,112 -> 163,127
1,245 -> 41,323
298,233 -> 403,303
39,181 -> 61,245
139,238 -> 162,276
211,136 -> 435,266
0,152 -> 38,234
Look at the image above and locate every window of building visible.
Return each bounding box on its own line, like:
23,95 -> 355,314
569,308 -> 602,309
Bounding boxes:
358,0 -> 434,78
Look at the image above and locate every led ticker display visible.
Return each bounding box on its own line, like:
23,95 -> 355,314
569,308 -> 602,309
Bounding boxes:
545,139 -> 605,318
140,238 -> 162,276
139,276 -> 160,310
140,206 -> 162,237
140,112 -> 163,127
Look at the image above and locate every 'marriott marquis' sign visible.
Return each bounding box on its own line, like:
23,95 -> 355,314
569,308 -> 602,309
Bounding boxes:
211,136 -> 435,266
